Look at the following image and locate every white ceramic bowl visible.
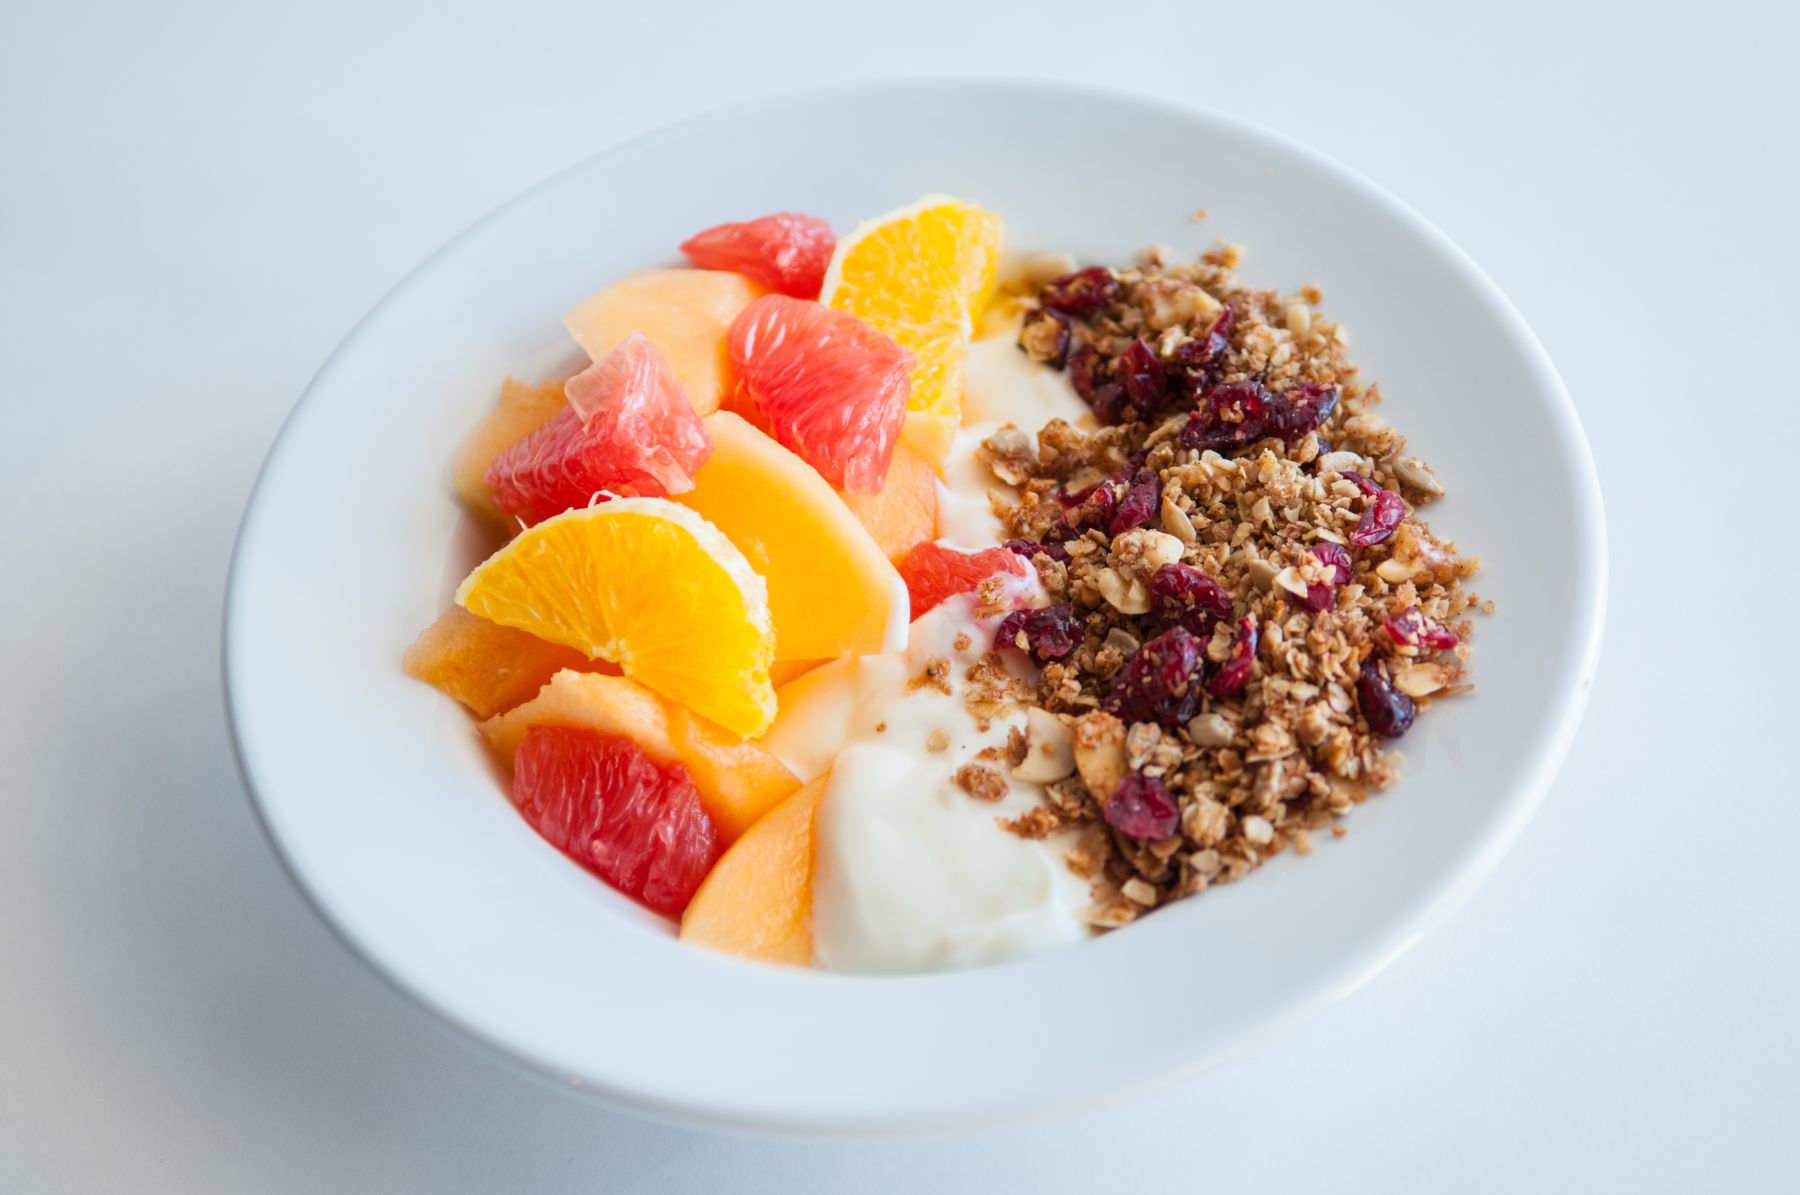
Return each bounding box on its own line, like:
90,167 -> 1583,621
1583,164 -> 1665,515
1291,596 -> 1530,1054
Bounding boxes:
225,80 -> 1605,1136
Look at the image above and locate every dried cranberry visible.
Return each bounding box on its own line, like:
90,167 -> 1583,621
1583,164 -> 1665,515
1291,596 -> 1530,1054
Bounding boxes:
1040,267 -> 1120,315
1107,626 -> 1205,728
1004,538 -> 1070,565
1340,471 -> 1382,497
1296,542 -> 1353,612
1180,380 -> 1271,453
1062,476 -> 1120,529
1105,773 -> 1180,840
1350,488 -> 1407,548
1383,606 -> 1459,652
1149,563 -> 1233,637
1108,471 -> 1161,535
1204,616 -> 1259,698
1089,382 -> 1130,425
993,603 -> 1083,663
1116,338 -> 1168,413
1357,659 -> 1415,737
1264,383 -> 1338,441
1068,344 -> 1104,400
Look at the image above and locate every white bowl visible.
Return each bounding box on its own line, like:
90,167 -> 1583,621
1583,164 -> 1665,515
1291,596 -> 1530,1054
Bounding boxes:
224,80 -> 1605,1136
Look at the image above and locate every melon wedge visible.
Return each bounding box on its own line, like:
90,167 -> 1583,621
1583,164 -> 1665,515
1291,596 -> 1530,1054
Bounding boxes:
403,606 -> 596,719
479,669 -> 798,842
564,269 -> 766,417
675,412 -> 907,661
837,439 -> 937,566
680,774 -> 826,965
452,378 -> 568,521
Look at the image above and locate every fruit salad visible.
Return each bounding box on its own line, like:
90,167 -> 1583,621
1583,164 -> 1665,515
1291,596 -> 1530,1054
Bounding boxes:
405,199 -> 1483,973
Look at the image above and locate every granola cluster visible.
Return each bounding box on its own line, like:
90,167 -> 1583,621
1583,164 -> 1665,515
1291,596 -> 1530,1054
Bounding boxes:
974,246 -> 1486,929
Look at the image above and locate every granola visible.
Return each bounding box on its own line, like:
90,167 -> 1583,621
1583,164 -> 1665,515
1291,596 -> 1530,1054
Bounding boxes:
982,245 -> 1485,924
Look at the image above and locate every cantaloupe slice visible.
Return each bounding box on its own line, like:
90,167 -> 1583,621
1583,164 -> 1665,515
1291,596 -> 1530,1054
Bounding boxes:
675,412 -> 907,661
403,606 -> 597,719
680,774 -> 826,965
479,669 -> 799,841
837,439 -> 938,566
769,658 -> 826,688
451,378 -> 568,521
564,269 -> 766,417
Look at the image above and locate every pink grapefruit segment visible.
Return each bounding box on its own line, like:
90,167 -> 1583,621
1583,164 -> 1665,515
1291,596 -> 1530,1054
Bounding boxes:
680,212 -> 836,299
726,295 -> 910,495
898,542 -> 1030,621
484,333 -> 712,526
512,723 -> 720,917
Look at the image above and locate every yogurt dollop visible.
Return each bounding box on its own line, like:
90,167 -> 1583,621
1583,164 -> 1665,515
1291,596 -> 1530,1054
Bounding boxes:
761,595 -> 1092,974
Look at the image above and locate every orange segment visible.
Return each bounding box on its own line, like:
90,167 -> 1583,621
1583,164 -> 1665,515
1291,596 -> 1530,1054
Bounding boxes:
455,496 -> 776,737
480,670 -> 799,841
679,774 -> 827,965
452,377 -> 567,522
821,196 -> 1003,466
402,606 -> 600,719
837,438 -> 937,566
564,269 -> 767,416
675,412 -> 907,661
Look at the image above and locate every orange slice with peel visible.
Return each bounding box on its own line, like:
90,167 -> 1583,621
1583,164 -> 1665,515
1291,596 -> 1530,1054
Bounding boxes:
821,196 -> 1003,466
455,496 -> 776,737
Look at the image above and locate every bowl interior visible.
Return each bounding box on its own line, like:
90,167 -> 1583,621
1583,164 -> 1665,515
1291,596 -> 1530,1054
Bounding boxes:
226,80 -> 1603,1135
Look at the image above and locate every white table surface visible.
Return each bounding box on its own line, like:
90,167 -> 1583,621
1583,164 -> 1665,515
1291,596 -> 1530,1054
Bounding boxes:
5,0 -> 1797,1189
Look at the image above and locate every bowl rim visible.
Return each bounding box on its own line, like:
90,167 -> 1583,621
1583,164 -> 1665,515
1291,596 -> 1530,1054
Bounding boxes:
223,76 -> 1607,1138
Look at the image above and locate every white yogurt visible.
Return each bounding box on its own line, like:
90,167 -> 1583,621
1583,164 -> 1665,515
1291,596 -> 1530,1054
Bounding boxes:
762,595 -> 1093,974
960,311 -> 1091,429
934,422 -> 1010,550
934,313 -> 1094,551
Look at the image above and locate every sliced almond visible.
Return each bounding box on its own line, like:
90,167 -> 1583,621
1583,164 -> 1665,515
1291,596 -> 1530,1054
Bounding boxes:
1273,566 -> 1311,599
1394,662 -> 1454,697
1186,712 -> 1236,747
1071,710 -> 1128,802
1013,707 -> 1076,784
1160,494 -> 1197,541
1317,451 -> 1368,475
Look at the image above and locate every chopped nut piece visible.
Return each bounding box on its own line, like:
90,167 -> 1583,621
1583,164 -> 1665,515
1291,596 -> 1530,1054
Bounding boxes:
1124,721 -> 1161,770
1160,494 -> 1197,541
1095,567 -> 1151,614
1376,557 -> 1418,584
1103,627 -> 1141,657
1137,275 -> 1222,331
925,728 -> 950,752
1013,707 -> 1076,783
1317,450 -> 1368,475
1183,795 -> 1231,845
1186,712 -> 1236,747
1071,710 -> 1129,802
1019,312 -> 1068,364
1242,815 -> 1275,845
1392,456 -> 1445,497
1273,566 -> 1311,599
1121,877 -> 1159,907
1393,662 -> 1455,697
